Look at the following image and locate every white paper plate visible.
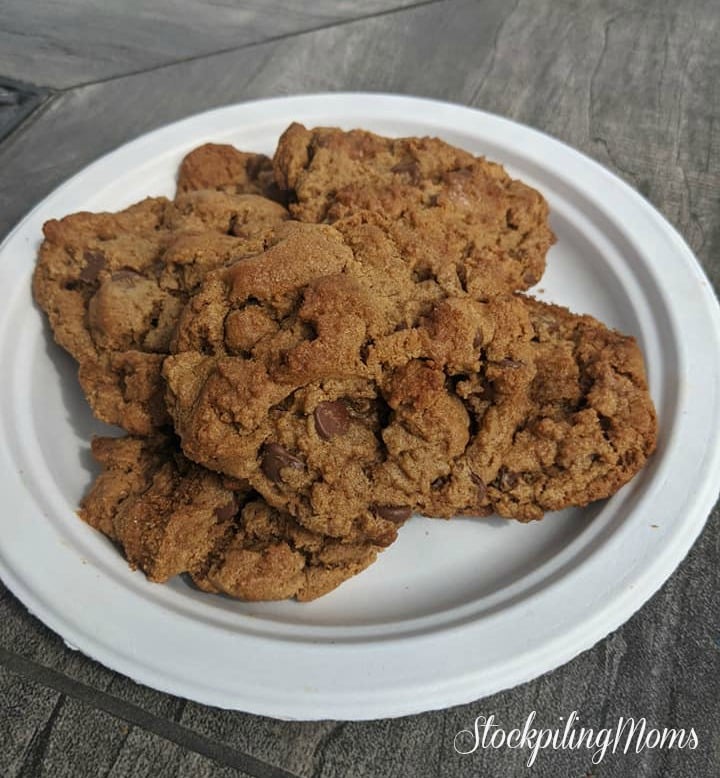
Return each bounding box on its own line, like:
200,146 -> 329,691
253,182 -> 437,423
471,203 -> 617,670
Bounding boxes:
1,94 -> 718,721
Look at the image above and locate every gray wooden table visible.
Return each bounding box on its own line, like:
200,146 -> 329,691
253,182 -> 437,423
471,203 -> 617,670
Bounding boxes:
1,1 -> 718,776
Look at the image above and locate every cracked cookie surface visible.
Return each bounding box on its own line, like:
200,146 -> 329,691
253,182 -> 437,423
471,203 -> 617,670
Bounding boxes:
482,297 -> 658,520
80,435 -> 382,601
273,123 -> 555,298
33,173 -> 289,433
164,217 -> 537,540
422,297 -> 658,521
164,214 -> 656,528
35,131 -> 658,605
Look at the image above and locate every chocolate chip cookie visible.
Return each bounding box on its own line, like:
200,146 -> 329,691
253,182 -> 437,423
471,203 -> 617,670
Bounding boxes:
80,435 -> 382,601
164,206 -> 656,527
417,296 -> 658,520
273,123 -> 555,298
33,186 -> 289,434
483,297 -> 658,519
163,217 -> 537,540
35,128 -> 658,606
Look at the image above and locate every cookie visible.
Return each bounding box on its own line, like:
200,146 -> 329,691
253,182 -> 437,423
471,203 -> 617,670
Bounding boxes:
33,187 -> 289,434
163,217 -> 536,540
418,296 -> 658,520
164,208 -> 656,527
483,297 -> 658,520
80,435 -> 382,601
176,142 -> 281,201
273,123 -> 555,297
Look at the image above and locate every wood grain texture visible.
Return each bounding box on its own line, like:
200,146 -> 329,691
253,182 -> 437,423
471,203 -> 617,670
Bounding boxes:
0,0 -> 429,89
106,728 -> 253,778
0,0 -> 718,776
20,697 -> 133,778
0,645 -> 293,777
0,666 -> 60,777
31,697 -> 254,778
0,666 -> 257,778
0,79 -> 47,142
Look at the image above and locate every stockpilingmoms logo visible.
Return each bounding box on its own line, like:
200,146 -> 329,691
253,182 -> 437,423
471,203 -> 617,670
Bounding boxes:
453,711 -> 699,767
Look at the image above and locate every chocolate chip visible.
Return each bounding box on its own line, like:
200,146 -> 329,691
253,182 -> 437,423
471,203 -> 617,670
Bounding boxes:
498,358 -> 523,369
375,505 -> 412,523
314,401 -> 350,440
390,160 -> 414,174
214,500 -> 237,521
261,442 -> 304,484
446,168 -> 473,181
110,269 -> 141,286
390,160 -> 421,183
470,473 -> 487,499
523,271 -> 538,286
473,331 -> 484,349
431,476 -> 449,490
80,250 -> 106,283
498,467 -> 519,490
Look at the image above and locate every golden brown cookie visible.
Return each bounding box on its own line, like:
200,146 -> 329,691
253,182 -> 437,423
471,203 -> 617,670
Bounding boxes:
164,210 -> 655,528
163,218 -> 536,540
176,142 -> 281,201
33,185 -> 289,434
273,123 -> 555,297
38,131 -> 657,605
80,435 -> 382,601
418,297 -> 657,520
482,298 -> 658,520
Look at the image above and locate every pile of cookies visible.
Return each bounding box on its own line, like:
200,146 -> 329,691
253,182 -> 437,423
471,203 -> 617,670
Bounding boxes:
33,123 -> 657,601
